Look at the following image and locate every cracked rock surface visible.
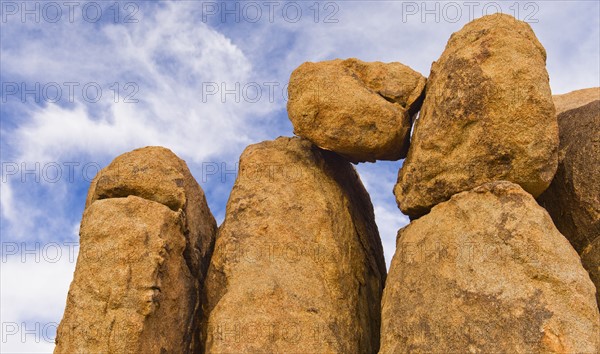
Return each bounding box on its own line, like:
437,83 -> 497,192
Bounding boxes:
287,58 -> 426,163
381,181 -> 600,353
55,146 -> 216,354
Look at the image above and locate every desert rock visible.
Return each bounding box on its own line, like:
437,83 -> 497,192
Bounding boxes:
537,98 -> 600,308
381,181 -> 600,353
288,58 -> 426,162
86,146 -> 216,277
537,100 -> 599,253
203,137 -> 386,353
553,87 -> 600,115
55,147 -> 216,353
395,14 -> 558,218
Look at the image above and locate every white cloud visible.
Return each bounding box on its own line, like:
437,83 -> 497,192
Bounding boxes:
1,2 -> 269,164
0,1 -> 279,242
1,244 -> 78,353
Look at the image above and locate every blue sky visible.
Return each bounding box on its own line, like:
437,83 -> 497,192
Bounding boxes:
1,1 -> 599,352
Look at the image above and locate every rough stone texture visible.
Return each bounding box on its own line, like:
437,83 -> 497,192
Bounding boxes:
553,87 -> 600,115
56,197 -> 195,353
86,146 -> 217,274
86,146 -> 216,279
582,238 -> 600,308
395,14 -> 558,218
537,100 -> 600,253
380,181 -> 600,354
56,147 -> 217,354
288,58 -> 426,163
537,99 -> 600,309
203,137 -> 386,353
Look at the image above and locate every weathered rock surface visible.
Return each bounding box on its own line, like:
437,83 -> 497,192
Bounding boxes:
553,87 -> 600,115
86,146 -> 216,278
582,238 -> 600,307
395,14 -> 558,218
56,197 -> 196,353
538,100 -> 600,253
288,58 -> 426,162
381,181 -> 600,354
537,98 -> 600,309
56,147 -> 216,353
203,137 -> 386,353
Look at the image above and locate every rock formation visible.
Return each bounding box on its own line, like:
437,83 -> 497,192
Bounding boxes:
287,58 -> 426,163
203,137 -> 386,353
54,13 -> 600,354
380,181 -> 600,353
395,14 -> 558,218
55,147 -> 216,354
85,146 -> 216,276
537,100 -> 599,253
537,96 -> 600,306
553,87 -> 599,115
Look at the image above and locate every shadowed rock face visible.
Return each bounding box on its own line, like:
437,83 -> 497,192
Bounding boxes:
395,14 -> 558,219
582,238 -> 600,309
381,181 -> 600,354
537,98 -> 600,307
55,147 -> 216,354
203,137 -> 386,353
288,58 -> 426,163
537,100 -> 600,253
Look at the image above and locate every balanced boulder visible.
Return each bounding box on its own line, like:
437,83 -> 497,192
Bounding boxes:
55,147 -> 217,353
395,14 -> 557,218
381,181 -> 600,353
288,58 -> 426,162
203,137 -> 386,353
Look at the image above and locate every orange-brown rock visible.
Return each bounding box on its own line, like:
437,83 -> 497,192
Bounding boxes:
203,137 -> 386,353
288,58 -> 426,162
537,98 -> 600,308
381,181 -> 600,353
395,14 -> 558,218
55,147 -> 216,353
86,146 -> 216,275
537,100 -> 599,253
553,87 -> 599,115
